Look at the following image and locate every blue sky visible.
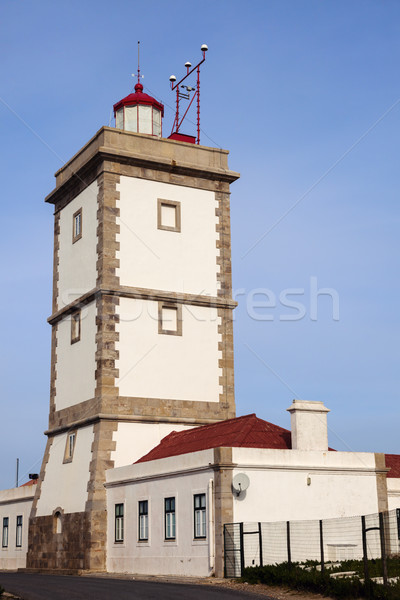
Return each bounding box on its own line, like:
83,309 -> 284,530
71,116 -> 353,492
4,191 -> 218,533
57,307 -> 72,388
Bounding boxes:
1,0 -> 399,489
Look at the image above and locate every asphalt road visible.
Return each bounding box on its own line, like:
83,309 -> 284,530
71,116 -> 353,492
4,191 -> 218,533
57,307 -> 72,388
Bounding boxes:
0,573 -> 270,600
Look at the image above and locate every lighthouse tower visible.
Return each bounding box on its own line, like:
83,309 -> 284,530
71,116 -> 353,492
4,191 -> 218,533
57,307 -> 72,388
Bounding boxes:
27,61 -> 239,571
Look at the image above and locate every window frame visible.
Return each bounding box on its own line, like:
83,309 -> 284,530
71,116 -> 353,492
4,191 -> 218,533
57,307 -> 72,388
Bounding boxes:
71,310 -> 81,345
2,517 -> 9,548
193,493 -> 207,539
158,302 -> 182,337
63,430 -> 77,464
72,208 -> 83,243
164,497 -> 176,541
16,515 -> 23,548
138,500 -> 149,542
115,503 -> 124,543
157,198 -> 181,233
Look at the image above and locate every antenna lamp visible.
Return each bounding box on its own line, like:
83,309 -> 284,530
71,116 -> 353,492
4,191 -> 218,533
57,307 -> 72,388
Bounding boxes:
169,75 -> 177,82
201,44 -> 208,52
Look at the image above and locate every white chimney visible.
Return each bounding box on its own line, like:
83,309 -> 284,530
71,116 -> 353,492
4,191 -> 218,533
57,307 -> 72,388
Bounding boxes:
287,399 -> 330,451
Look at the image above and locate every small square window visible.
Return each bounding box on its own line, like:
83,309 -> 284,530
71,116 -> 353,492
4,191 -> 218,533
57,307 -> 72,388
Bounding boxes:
72,208 -> 82,243
157,199 -> 181,233
63,431 -> 77,464
71,311 -> 81,344
158,303 -> 182,336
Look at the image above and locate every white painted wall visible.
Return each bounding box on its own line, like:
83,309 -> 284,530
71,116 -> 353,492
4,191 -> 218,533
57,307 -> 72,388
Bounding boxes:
57,181 -> 98,309
116,176 -> 219,296
387,478 -> 400,511
232,448 -> 381,523
55,300 -> 97,411
36,426 -> 94,516
116,298 -> 222,402
106,450 -> 214,576
0,486 -> 35,570
111,422 -> 197,467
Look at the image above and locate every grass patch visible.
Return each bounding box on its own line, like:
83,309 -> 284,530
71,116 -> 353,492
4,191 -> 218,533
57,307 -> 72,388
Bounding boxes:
241,562 -> 400,599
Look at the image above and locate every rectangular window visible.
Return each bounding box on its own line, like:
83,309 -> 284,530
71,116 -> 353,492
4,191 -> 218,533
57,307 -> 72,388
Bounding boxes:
71,310 -> 81,344
2,517 -> 9,548
72,208 -> 82,243
164,497 -> 176,540
157,199 -> 181,233
138,500 -> 148,541
158,302 -> 182,336
194,494 -> 207,539
16,516 -> 23,548
115,504 -> 124,543
63,431 -> 77,463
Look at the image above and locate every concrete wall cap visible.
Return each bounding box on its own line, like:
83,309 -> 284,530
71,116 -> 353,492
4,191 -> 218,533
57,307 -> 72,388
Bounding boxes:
287,399 -> 330,414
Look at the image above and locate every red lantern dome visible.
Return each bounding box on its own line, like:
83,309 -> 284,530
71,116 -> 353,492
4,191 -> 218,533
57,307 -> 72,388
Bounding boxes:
114,82 -> 164,137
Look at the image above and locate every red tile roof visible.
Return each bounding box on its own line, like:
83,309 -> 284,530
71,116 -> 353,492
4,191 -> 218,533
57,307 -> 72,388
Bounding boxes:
20,479 -> 38,487
136,413 -> 292,463
385,454 -> 400,478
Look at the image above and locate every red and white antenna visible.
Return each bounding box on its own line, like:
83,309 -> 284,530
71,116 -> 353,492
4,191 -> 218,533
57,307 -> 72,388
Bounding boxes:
169,44 -> 208,145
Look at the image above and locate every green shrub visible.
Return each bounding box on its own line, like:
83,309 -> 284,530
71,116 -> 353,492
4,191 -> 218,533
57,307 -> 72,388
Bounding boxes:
240,562 -> 400,600
0,585 -> 4,597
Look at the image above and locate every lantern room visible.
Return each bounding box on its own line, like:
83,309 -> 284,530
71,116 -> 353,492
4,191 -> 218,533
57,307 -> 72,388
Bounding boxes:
113,82 -> 164,137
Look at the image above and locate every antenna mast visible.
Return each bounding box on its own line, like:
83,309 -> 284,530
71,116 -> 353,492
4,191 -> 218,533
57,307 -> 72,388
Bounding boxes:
169,44 -> 208,145
137,40 -> 141,81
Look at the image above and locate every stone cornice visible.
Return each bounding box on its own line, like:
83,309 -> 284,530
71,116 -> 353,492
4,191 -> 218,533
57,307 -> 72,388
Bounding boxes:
45,413 -> 222,437
45,127 -> 240,207
48,285 -> 237,324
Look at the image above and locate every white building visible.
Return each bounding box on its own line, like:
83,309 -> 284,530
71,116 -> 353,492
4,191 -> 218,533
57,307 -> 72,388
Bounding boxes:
105,402 -> 400,577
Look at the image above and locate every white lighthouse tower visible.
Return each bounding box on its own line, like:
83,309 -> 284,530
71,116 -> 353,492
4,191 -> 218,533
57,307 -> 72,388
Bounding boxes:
27,50 -> 239,571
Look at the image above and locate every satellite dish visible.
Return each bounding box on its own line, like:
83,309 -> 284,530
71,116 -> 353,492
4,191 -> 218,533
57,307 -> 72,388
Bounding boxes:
232,473 -> 250,496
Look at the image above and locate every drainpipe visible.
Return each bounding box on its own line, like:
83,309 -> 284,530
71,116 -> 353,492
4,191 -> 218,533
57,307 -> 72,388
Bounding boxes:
208,478 -> 214,571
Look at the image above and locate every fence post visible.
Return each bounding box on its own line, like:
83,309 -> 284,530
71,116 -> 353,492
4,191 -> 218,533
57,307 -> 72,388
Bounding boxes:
319,520 -> 324,573
258,522 -> 263,568
239,522 -> 245,576
379,512 -> 388,586
361,515 -> 369,585
223,524 -> 227,579
287,521 -> 291,566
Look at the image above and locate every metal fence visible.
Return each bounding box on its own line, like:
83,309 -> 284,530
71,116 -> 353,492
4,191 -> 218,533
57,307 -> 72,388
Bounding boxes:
224,508 -> 400,582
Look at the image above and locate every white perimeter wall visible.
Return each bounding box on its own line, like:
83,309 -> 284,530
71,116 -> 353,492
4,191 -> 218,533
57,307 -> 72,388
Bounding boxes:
232,448 -> 381,523
116,176 -> 219,296
111,422 -> 196,467
106,450 -> 214,576
36,425 -> 94,516
116,298 -> 222,402
57,181 -> 98,309
0,487 -> 34,570
55,300 -> 97,411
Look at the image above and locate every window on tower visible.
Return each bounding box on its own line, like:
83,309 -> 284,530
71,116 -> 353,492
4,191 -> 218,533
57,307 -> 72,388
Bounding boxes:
157,199 -> 181,232
63,430 -> 77,463
158,302 -> 182,336
72,208 -> 82,243
71,310 -> 81,344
